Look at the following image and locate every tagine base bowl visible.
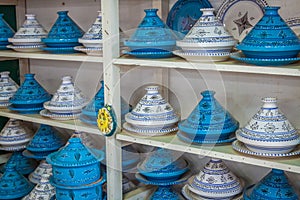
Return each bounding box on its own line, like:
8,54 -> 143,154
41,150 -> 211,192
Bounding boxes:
40,109 -> 81,120
123,49 -> 174,59
8,105 -> 44,114
7,44 -> 45,52
123,122 -> 178,136
177,131 -> 236,144
173,50 -> 230,62
74,46 -> 102,56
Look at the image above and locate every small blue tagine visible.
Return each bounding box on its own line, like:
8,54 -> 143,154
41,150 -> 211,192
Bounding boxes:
244,169 -> 298,200
177,90 -> 239,144
124,9 -> 177,58
0,13 -> 15,49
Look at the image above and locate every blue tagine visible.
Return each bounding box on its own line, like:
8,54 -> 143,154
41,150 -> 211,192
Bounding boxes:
0,163 -> 34,200
244,169 -> 298,200
47,137 -> 106,200
42,11 -> 84,54
0,13 -> 15,50
124,8 -> 177,58
136,148 -> 190,200
23,124 -> 67,160
231,6 -> 300,66
177,90 -> 239,144
9,73 -> 51,114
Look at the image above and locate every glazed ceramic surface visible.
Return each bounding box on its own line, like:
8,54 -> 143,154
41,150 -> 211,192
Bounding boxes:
0,163 -> 34,200
178,90 -> 239,144
74,46 -> 102,56
47,137 -> 104,187
243,169 -> 298,200
0,71 -> 19,107
29,160 -> 52,184
150,186 -> 182,200
236,7 -> 300,59
7,44 -> 45,52
0,14 -> 15,46
236,97 -> 300,154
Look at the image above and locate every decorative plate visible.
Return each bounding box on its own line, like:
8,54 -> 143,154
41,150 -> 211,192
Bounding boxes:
177,131 -> 236,144
230,52 -> 300,66
40,109 -> 81,120
74,46 -> 103,56
166,0 -> 212,37
7,44 -> 44,53
216,0 -> 268,42
42,46 -> 79,54
173,50 -> 231,62
232,140 -> 300,157
97,105 -> 116,136
123,49 -> 173,59
123,122 -> 178,136
8,105 -> 44,114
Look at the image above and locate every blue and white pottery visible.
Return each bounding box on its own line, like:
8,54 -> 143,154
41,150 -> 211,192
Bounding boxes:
124,9 -> 177,58
137,148 -> 189,183
29,160 -> 52,184
9,73 -> 51,114
0,163 -> 34,200
123,86 -> 179,136
150,186 -> 182,200
186,158 -> 243,199
0,119 -> 33,151
46,137 -> 104,187
0,71 -> 19,108
236,97 -> 300,154
243,169 -> 298,200
0,14 -> 15,47
23,174 -> 55,200
73,46 -> 102,56
236,7 -> 300,59
1,151 -> 38,175
8,14 -> 48,46
24,124 -> 67,160
177,90 -> 239,144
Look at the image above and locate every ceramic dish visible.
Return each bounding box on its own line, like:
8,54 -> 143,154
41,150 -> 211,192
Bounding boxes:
232,140 -> 300,157
40,109 -> 81,120
123,122 -> 178,136
8,38 -> 44,46
7,44 -> 44,52
42,46 -> 79,54
123,49 -> 173,59
0,144 -> 26,151
173,50 -> 231,62
78,39 -> 102,48
8,105 -> 44,114
43,101 -> 83,114
177,131 -> 236,144
74,46 -> 102,56
230,52 -> 300,66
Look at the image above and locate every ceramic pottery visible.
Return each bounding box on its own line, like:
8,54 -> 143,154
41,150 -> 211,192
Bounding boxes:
137,148 -> 189,183
124,9 -> 177,58
46,137 -> 104,187
42,11 -> 84,48
29,160 -> 52,184
236,7 -> 300,59
0,119 -> 33,151
177,90 -> 239,144
1,151 -> 38,175
186,158 -> 243,199
236,97 -> 300,154
43,75 -> 89,116
123,86 -> 179,136
175,8 -> 236,62
0,71 -> 19,108
244,169 -> 298,200
24,124 -> 67,160
150,186 -> 181,200
9,73 -> 51,114
0,14 -> 15,48
22,174 -> 55,200
8,14 -> 48,46
0,163 -> 34,200
78,11 -> 103,48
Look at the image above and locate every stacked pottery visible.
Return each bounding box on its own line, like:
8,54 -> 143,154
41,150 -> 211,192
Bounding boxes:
136,148 -> 190,199
177,90 -> 239,144
0,163 -> 34,200
47,137 -> 106,200
243,169 -> 298,200
7,14 -> 48,52
23,124 -> 67,160
22,174 -> 55,200
0,71 -> 19,108
123,86 -> 179,136
40,75 -> 89,120
182,158 -> 243,199
42,11 -> 84,54
124,8 -> 177,58
75,11 -> 103,56
9,73 -> 51,114
0,14 -> 15,50
29,160 -> 52,184
231,6 -> 300,66
174,8 -> 236,62
233,97 -> 300,157
0,119 -> 33,151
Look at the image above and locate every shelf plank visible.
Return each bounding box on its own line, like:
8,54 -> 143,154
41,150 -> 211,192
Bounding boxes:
113,55 -> 300,77
0,50 -> 103,63
0,109 -> 103,135
117,131 -> 300,173
0,0 -> 17,5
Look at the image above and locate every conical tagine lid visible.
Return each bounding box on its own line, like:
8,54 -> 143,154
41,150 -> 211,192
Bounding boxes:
187,158 -> 243,199
0,14 -> 15,44
28,160 -> 52,184
0,163 -> 34,200
244,169 -> 298,200
0,71 -> 19,106
178,90 -> 239,142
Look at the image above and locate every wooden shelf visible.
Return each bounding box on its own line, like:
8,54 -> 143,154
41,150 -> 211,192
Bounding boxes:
0,50 -> 103,63
113,55 -> 300,77
117,131 -> 300,174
